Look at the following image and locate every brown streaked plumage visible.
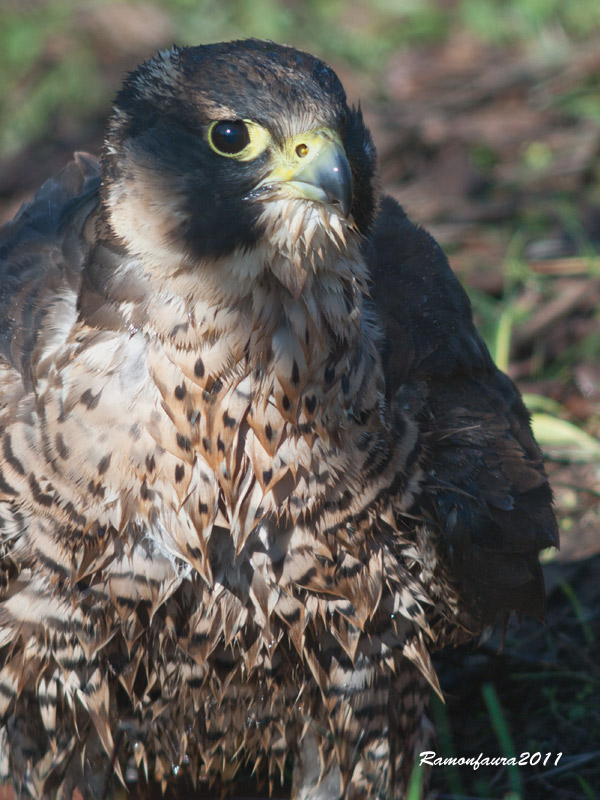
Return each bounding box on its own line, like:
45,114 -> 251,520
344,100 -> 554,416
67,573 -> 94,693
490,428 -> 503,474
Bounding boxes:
0,39 -> 557,799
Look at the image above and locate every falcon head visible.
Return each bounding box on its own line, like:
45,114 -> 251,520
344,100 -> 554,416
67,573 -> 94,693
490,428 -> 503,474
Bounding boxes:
100,39 -> 377,297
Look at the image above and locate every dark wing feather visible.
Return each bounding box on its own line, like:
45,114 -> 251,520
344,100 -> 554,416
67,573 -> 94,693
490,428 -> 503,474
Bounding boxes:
0,153 -> 100,386
364,195 -> 491,395
368,195 -> 558,624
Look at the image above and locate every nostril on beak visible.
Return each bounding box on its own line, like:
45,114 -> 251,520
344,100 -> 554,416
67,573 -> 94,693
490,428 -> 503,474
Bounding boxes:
295,143 -> 309,158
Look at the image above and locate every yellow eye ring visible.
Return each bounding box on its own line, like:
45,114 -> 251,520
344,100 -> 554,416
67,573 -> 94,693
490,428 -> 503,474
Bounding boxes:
207,119 -> 271,161
208,120 -> 250,156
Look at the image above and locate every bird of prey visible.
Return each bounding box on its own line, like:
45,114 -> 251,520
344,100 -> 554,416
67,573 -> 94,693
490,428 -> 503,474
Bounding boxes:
0,39 -> 557,800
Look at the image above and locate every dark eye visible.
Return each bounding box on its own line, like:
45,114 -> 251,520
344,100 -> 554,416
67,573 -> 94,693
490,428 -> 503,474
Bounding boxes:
209,120 -> 250,155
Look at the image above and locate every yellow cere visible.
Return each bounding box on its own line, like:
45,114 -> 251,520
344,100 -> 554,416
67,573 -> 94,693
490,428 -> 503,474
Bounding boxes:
267,128 -> 344,182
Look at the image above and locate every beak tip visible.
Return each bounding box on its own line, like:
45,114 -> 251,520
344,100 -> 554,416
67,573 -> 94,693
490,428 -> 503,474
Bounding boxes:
318,154 -> 353,218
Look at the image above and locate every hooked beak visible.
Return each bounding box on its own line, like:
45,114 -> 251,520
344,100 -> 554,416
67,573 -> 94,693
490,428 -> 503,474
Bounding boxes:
257,129 -> 352,218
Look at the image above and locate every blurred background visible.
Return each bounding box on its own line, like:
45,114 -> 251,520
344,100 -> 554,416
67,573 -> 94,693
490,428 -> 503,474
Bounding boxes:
0,1 -> 599,798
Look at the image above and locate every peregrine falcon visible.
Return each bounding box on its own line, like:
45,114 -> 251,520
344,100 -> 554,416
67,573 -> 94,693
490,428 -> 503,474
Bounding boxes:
0,39 -> 557,799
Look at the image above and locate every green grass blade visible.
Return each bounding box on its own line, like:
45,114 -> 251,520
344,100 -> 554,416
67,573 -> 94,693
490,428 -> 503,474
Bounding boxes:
481,683 -> 523,797
531,413 -> 600,461
430,693 -> 465,797
406,759 -> 424,800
